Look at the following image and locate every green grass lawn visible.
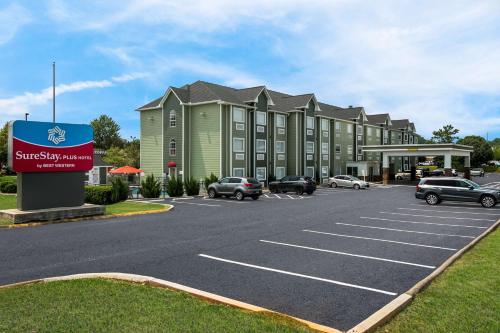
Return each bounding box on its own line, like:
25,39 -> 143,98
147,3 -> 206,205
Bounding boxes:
377,228 -> 500,333
0,278 -> 312,333
105,201 -> 167,215
0,193 -> 16,210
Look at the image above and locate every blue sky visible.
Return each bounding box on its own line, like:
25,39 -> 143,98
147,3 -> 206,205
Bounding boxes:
0,0 -> 499,140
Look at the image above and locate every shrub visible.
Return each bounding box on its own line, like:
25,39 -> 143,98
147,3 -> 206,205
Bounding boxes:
204,173 -> 219,191
184,177 -> 200,196
85,186 -> 113,205
1,182 -> 16,193
110,177 -> 129,202
484,165 -> 498,173
140,174 -> 161,198
166,176 -> 184,197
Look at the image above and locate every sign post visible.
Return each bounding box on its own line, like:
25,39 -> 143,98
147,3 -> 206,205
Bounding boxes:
7,120 -> 94,211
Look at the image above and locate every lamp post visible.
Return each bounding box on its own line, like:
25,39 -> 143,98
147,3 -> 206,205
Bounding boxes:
25,113 -> 29,121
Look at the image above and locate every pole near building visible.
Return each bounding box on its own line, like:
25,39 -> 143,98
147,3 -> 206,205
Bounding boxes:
52,61 -> 56,123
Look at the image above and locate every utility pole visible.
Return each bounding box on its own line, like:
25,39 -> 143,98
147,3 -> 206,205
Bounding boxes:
52,61 -> 55,123
25,113 -> 29,121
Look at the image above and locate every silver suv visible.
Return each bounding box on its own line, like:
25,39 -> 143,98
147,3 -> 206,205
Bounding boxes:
415,177 -> 500,208
207,177 -> 262,201
329,175 -> 369,189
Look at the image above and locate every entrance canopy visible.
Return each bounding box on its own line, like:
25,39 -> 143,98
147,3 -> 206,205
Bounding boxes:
361,143 -> 474,184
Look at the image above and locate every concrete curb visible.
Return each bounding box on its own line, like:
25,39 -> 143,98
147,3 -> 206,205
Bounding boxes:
0,272 -> 341,333
347,217 -> 500,333
0,204 -> 174,229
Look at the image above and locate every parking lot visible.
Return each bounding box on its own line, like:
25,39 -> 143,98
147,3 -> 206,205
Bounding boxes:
0,176 -> 499,331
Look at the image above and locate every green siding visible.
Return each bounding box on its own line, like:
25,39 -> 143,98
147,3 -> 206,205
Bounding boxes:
287,113 -> 298,175
332,119 -> 354,175
189,103 -> 221,180
140,109 -> 163,176
232,105 -> 247,171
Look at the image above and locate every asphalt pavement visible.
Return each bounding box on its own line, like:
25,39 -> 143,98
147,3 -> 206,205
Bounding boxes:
0,174 -> 499,331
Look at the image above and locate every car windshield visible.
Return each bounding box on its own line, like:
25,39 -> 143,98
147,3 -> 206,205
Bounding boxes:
472,168 -> 482,171
350,176 -> 360,181
246,178 -> 260,184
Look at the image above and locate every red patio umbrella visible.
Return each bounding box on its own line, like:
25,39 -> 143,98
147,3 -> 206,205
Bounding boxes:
109,165 -> 144,174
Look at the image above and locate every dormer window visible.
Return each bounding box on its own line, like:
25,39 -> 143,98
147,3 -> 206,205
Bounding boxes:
169,110 -> 176,127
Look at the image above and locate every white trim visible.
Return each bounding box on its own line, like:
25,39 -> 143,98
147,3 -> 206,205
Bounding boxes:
161,104 -> 164,175
181,105 -> 185,181
232,167 -> 245,177
219,104 -> 223,178
233,107 -> 245,123
256,167 -> 266,181
276,141 -> 285,154
233,138 -> 245,152
256,111 -> 267,126
256,139 -> 266,153
229,106 -> 233,176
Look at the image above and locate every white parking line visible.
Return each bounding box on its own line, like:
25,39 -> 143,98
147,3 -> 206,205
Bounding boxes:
360,216 -> 486,229
174,202 -> 220,207
336,222 -> 475,239
409,203 -> 499,211
198,254 -> 397,296
379,211 -> 495,222
274,194 -> 282,199
397,207 -> 499,216
286,195 -> 294,199
302,229 -> 457,251
260,240 -> 436,269
203,198 -> 248,204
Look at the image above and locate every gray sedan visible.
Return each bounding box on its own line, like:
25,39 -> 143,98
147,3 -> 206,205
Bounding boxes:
329,175 -> 369,189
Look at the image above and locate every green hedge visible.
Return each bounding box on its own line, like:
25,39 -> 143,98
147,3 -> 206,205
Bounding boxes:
140,174 -> 161,198
184,177 -> 200,196
166,177 -> 184,197
484,165 -> 499,173
84,186 -> 113,205
0,179 -> 17,193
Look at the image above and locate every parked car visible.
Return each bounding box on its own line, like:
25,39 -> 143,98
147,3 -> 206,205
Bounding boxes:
329,175 -> 369,189
268,176 -> 316,195
430,169 -> 444,176
207,177 -> 262,201
415,177 -> 499,208
395,172 -> 411,180
451,169 -> 458,176
470,168 -> 485,177
417,168 -> 431,178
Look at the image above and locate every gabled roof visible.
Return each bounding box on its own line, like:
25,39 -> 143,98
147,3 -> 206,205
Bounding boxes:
390,119 -> 410,130
269,91 -> 320,112
366,113 -> 391,126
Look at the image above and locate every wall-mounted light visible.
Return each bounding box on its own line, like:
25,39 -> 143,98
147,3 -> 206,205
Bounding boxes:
148,116 -> 155,121
200,112 -> 207,117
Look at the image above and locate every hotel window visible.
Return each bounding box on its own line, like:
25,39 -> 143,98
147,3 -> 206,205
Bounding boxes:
383,130 -> 389,144
335,144 -> 341,154
275,167 -> 285,180
306,116 -> 315,129
404,133 -> 409,142
276,114 -> 286,128
415,137 -> 419,144
306,167 -> 314,178
257,126 -> 265,133
278,128 -> 285,135
169,138 -> 176,156
256,139 -> 266,153
233,138 -> 245,152
347,145 -> 353,155
169,110 -> 176,127
233,168 -> 245,177
321,166 -> 328,177
357,125 -> 363,134
376,128 -> 380,137
347,124 -> 353,134
233,107 -> 245,123
357,135 -> 362,141
321,119 -> 329,131
306,141 -> 314,154
410,135 -> 414,143
235,123 -> 244,131
235,154 -> 244,160
256,111 -> 267,126
256,167 -> 266,181
335,122 -> 341,131
367,127 -> 372,136
321,142 -> 328,154
276,141 -> 285,154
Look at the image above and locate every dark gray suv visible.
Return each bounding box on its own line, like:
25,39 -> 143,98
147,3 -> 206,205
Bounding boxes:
207,177 -> 262,201
415,177 -> 500,208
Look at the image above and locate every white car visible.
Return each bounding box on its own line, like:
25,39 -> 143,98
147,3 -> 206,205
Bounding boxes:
395,172 -> 411,180
329,175 -> 369,189
470,168 -> 485,177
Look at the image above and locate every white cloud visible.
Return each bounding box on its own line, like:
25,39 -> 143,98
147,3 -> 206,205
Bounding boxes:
45,0 -> 500,137
0,3 -> 32,45
0,73 -> 145,119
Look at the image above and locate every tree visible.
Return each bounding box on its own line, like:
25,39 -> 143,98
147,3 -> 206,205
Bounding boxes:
102,146 -> 129,167
0,123 -> 8,169
457,135 -> 493,167
431,124 -> 460,143
124,137 -> 140,168
91,115 -> 123,150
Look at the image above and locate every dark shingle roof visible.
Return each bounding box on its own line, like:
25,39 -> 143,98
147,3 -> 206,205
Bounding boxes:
269,92 -> 315,112
137,96 -> 162,110
234,86 -> 266,102
317,103 -> 364,121
390,119 -> 410,129
366,113 -> 390,125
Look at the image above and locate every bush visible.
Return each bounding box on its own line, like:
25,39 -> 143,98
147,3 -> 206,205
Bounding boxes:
204,173 -> 219,191
0,182 -> 16,193
184,177 -> 200,196
110,177 -> 129,202
140,174 -> 161,198
484,165 -> 498,173
166,176 -> 184,197
85,186 -> 113,205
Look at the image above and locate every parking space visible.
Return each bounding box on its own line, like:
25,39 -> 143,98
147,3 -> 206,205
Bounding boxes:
1,182 -> 499,331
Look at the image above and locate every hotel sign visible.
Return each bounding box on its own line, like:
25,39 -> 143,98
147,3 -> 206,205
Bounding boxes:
8,120 -> 93,172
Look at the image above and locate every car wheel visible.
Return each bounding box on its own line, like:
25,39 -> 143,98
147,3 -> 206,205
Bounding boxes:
425,193 -> 440,205
251,195 -> 259,200
306,191 -> 313,195
396,176 -> 402,180
235,191 -> 244,201
295,187 -> 304,195
331,182 -> 338,188
208,189 -> 217,199
353,184 -> 360,190
329,182 -> 333,188
480,195 -> 496,208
